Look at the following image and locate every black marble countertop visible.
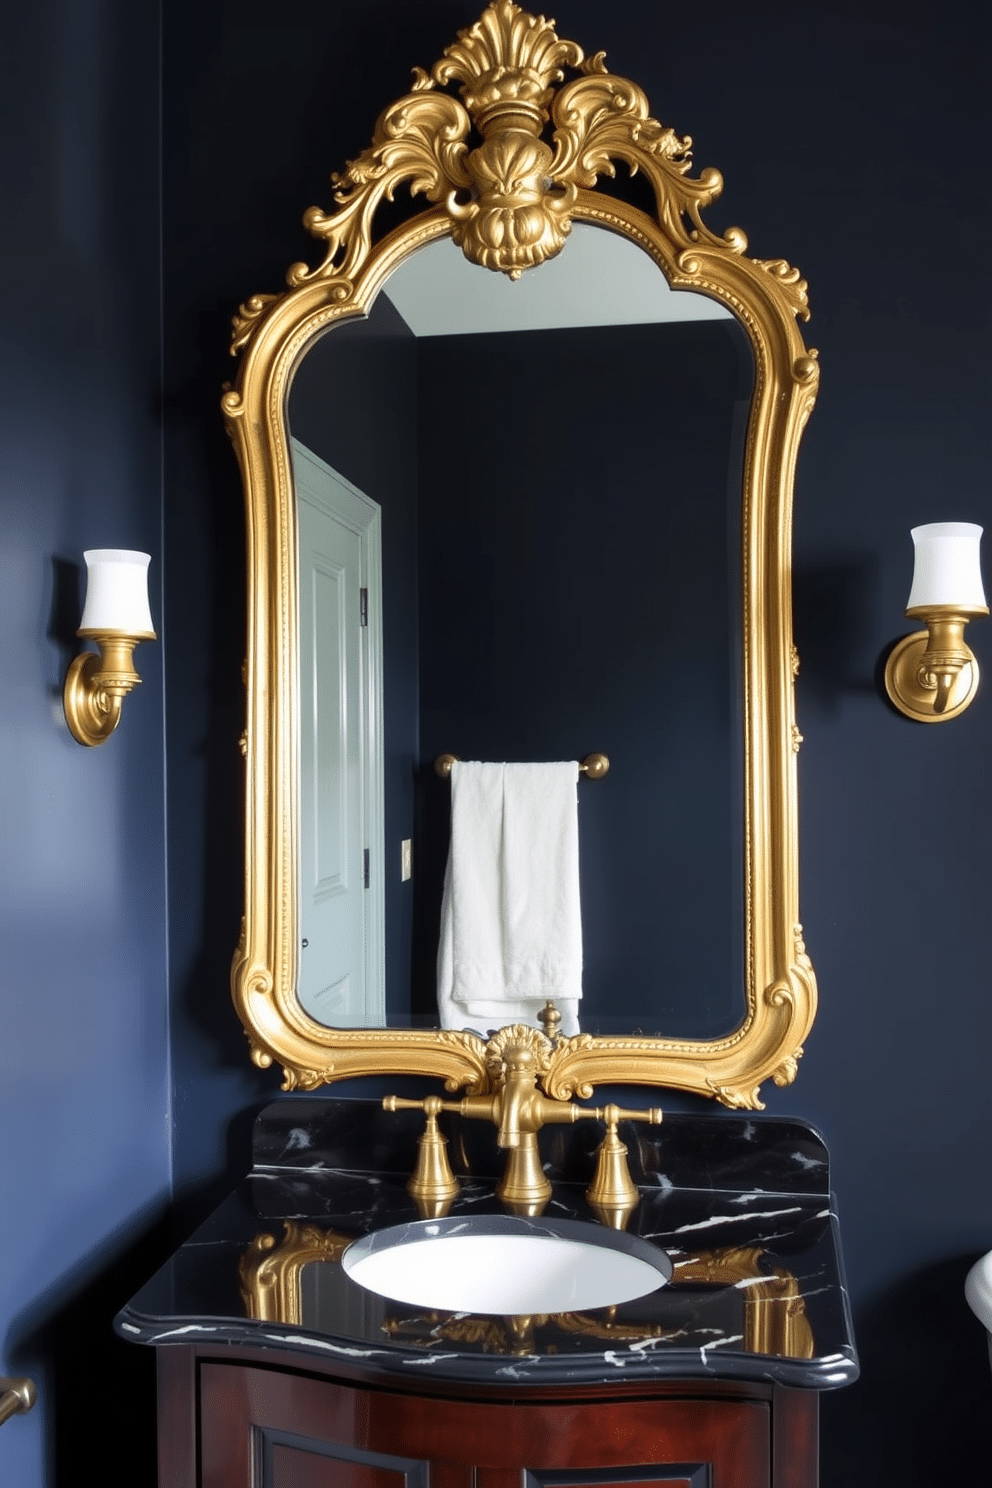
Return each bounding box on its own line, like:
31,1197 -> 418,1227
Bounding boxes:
116,1098 -> 858,1391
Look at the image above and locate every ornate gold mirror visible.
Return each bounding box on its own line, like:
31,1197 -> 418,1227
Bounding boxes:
226,1 -> 818,1109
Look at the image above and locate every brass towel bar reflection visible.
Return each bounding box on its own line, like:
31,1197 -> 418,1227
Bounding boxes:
434,752 -> 609,781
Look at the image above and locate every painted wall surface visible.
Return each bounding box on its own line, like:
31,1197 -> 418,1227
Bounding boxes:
0,2 -> 170,1484
3,1 -> 989,1485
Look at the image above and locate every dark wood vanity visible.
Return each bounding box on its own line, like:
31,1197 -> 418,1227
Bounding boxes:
160,1344 -> 816,1488
120,1100 -> 857,1488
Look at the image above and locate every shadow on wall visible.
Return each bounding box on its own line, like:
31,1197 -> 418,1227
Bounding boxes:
46,559 -> 83,700
5,1203 -> 172,1488
162,327 -> 283,1233
793,557 -> 882,715
820,1255 -> 990,1482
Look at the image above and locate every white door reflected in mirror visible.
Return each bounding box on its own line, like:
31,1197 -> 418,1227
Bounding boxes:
295,439 -> 384,1027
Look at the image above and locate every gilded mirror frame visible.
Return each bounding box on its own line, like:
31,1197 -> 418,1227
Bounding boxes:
225,1 -> 819,1110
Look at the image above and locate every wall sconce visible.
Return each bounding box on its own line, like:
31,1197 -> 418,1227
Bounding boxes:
63,549 -> 157,746
884,522 -> 988,723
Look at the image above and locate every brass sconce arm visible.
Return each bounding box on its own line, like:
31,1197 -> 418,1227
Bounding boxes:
885,604 -> 988,722
64,630 -> 155,746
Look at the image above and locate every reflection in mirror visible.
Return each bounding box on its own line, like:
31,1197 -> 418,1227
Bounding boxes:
288,226 -> 753,1038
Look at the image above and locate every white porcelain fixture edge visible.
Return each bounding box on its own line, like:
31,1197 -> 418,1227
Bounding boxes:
342,1216 -> 673,1314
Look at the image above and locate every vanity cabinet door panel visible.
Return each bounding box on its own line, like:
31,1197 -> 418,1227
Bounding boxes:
388,1395 -> 768,1486
462,1399 -> 769,1487
198,1363 -> 769,1488
199,1364 -> 429,1488
520,1473 -> 709,1488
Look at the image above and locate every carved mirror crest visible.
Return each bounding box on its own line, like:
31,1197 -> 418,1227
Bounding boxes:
226,1 -> 819,1109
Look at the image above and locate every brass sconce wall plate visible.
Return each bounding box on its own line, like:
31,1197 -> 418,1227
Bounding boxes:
885,605 -> 988,723
64,630 -> 155,746
226,1 -> 820,1110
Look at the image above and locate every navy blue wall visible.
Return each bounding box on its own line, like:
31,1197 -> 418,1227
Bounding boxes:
1,2 -> 169,1484
416,320 -> 750,1034
4,1 -> 985,1485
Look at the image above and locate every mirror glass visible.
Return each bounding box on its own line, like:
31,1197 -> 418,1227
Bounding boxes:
288,225 -> 753,1040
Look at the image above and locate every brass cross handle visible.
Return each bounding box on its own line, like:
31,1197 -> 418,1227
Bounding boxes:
383,1095 -> 461,1206
586,1105 -> 663,1215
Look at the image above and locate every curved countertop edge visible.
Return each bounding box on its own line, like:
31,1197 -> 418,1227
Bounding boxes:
113,1310 -> 860,1391
115,1107 -> 858,1395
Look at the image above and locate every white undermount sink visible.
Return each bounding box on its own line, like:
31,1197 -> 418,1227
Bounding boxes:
342,1215 -> 673,1314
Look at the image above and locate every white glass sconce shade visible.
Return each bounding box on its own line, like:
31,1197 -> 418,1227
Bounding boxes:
906,523 -> 986,612
64,548 -> 157,745
885,521 -> 989,723
78,549 -> 156,637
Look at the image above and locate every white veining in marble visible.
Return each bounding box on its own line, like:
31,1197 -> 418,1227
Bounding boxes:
283,1128 -> 314,1151
271,1333 -> 385,1358
658,1206 -> 804,1236
155,1324 -> 220,1338
699,1334 -> 745,1365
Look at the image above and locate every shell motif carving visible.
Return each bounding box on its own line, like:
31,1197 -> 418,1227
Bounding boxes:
449,129 -> 576,276
269,0 -> 771,301
484,1023 -> 554,1081
433,0 -> 582,276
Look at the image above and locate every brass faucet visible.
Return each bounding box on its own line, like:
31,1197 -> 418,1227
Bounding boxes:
385,1033 -> 662,1213
383,1094 -> 460,1213
459,1041 -> 590,1207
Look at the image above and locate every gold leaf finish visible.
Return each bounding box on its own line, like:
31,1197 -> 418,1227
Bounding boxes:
227,2 -> 819,1107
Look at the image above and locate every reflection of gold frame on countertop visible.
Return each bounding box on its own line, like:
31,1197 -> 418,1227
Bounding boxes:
226,1 -> 818,1109
239,1228 -> 813,1362
239,1223 -> 352,1323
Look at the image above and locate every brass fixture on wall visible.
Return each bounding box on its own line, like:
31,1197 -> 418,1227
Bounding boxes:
0,1376 -> 36,1429
434,752 -> 610,780
63,549 -> 157,746
884,523 -> 988,722
226,0 -> 820,1108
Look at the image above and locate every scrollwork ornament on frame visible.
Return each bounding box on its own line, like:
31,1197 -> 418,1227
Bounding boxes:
227,1 -> 819,1108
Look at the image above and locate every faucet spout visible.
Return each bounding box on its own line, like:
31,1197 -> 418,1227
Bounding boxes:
381,1031 -> 595,1213
496,1045 -> 539,1150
